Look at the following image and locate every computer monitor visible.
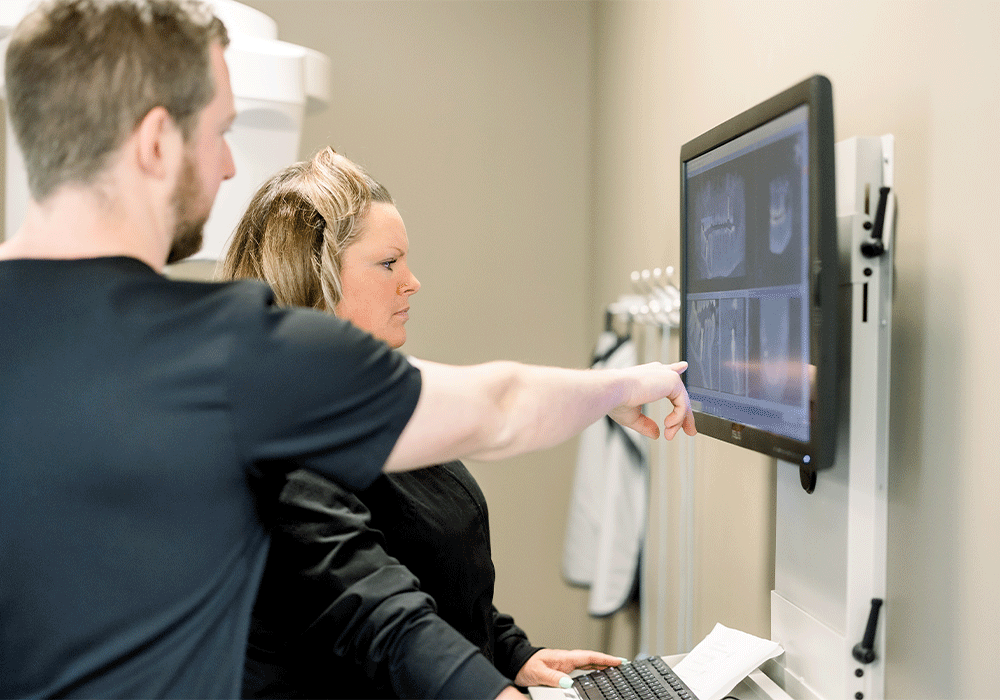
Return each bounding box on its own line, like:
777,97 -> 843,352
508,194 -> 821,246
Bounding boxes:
679,75 -> 839,471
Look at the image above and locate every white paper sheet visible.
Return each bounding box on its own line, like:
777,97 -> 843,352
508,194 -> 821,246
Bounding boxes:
672,623 -> 783,700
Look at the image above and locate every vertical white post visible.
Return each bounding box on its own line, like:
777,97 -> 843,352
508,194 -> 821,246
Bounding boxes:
768,136 -> 894,700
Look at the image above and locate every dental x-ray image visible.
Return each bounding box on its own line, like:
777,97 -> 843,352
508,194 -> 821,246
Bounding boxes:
719,297 -> 747,396
681,94 -> 827,451
747,295 -> 805,408
684,129 -> 809,429
687,299 -> 719,392
694,173 -> 747,281
769,175 -> 793,255
686,295 -> 749,398
685,132 -> 805,295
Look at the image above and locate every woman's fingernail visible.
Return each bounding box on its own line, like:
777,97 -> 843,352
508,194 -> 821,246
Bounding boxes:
559,677 -> 573,689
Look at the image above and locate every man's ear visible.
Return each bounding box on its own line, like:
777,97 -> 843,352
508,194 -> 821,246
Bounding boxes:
134,106 -> 182,179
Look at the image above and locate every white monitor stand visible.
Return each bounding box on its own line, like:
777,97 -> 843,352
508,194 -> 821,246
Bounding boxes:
760,135 -> 895,700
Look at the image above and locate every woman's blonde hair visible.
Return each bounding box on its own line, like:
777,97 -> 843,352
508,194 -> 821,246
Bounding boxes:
220,147 -> 392,310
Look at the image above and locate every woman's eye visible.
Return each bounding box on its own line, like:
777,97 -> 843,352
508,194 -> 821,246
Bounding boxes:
381,259 -> 397,271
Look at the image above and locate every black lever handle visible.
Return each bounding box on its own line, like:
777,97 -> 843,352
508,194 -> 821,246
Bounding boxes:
852,598 -> 883,664
861,187 -> 891,258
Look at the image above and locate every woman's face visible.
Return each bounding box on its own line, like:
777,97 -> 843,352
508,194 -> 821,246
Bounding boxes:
334,201 -> 420,349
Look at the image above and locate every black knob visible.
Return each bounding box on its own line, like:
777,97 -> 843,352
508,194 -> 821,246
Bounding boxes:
852,598 -> 883,664
861,240 -> 885,258
861,187 -> 890,258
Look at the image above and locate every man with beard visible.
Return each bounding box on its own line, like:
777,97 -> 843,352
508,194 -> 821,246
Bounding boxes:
0,1 -> 696,699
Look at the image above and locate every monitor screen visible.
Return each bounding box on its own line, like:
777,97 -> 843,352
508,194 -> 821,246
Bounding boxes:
679,75 -> 839,470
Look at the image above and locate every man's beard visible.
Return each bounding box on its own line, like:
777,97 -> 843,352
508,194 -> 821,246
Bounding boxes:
166,152 -> 209,265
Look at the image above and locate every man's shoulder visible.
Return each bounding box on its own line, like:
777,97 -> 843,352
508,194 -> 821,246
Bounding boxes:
165,273 -> 277,318
0,256 -> 273,313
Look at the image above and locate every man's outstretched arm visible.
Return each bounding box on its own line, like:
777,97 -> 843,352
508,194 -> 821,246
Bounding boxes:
385,359 -> 695,473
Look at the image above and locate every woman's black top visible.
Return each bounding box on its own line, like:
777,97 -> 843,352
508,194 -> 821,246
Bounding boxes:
244,462 -> 541,699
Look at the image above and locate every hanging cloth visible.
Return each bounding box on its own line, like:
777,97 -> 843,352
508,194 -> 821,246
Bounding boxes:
562,330 -> 649,617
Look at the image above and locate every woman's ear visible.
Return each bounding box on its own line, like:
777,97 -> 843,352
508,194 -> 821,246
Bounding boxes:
134,106 -> 182,179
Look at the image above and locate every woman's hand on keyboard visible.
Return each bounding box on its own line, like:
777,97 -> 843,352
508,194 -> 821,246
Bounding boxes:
514,649 -> 625,688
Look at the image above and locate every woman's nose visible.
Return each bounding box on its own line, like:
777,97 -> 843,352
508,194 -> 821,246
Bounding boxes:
398,270 -> 420,295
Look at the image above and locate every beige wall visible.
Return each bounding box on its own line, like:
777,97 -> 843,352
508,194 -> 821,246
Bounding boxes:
591,1 -> 1000,698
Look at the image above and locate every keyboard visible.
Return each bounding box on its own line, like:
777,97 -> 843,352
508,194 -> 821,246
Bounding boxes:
571,656 -> 699,700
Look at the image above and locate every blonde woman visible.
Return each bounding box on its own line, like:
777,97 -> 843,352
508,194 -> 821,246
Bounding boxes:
222,148 -> 628,699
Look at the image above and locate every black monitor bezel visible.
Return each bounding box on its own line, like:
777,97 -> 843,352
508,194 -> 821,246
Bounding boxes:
679,74 -> 838,471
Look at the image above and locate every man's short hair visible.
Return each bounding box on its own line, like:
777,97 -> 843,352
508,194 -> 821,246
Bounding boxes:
4,0 -> 229,201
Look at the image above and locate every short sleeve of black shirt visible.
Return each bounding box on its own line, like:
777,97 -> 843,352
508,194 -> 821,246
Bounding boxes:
225,280 -> 422,492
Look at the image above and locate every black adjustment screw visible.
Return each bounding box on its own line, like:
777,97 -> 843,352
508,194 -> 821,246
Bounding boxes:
856,693 -> 864,700
855,668 -> 864,677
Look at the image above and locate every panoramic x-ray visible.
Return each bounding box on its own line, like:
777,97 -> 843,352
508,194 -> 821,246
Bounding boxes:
694,173 -> 747,281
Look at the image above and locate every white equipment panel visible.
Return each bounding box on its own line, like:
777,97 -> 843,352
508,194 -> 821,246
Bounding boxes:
767,136 -> 895,700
